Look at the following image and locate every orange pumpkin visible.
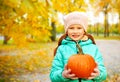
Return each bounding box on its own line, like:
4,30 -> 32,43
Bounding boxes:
67,43 -> 96,78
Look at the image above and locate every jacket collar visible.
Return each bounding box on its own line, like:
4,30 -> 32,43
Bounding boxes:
61,36 -> 93,46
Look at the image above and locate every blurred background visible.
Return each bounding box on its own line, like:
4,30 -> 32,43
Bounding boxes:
0,0 -> 120,82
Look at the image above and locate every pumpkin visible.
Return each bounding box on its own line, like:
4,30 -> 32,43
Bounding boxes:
67,42 -> 96,78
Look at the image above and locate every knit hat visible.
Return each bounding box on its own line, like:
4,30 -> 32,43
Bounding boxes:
63,11 -> 88,32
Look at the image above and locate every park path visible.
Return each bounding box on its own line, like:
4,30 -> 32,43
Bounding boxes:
96,40 -> 120,75
13,40 -> 120,82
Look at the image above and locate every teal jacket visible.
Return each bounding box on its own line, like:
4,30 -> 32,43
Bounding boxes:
49,37 -> 107,82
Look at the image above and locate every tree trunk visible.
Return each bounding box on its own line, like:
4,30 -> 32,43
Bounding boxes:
50,22 -> 56,41
104,11 -> 109,37
3,35 -> 10,44
96,23 -> 99,36
119,13 -> 120,35
119,12 -> 120,24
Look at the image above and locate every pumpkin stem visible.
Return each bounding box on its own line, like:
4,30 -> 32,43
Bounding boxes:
76,42 -> 84,54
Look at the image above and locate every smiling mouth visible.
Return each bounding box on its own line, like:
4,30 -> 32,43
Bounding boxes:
72,35 -> 79,38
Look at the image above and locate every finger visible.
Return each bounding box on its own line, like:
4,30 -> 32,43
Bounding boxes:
68,74 -> 78,79
95,62 -> 98,66
68,74 -> 75,77
87,76 -> 95,80
93,68 -> 100,76
94,68 -> 99,73
88,72 -> 99,79
71,77 -> 78,80
91,73 -> 97,77
95,62 -> 99,68
66,68 -> 71,74
64,64 -> 68,70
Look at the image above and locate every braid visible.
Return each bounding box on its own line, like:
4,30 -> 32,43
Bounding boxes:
54,34 -> 67,56
86,33 -> 96,44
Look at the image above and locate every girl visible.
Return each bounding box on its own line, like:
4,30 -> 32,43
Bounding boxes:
49,11 -> 107,82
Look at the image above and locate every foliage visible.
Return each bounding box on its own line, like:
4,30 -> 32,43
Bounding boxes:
104,74 -> 120,82
0,0 -> 51,46
0,51 -> 52,75
0,42 -> 56,81
52,0 -> 87,14
109,24 -> 120,34
87,24 -> 104,34
56,25 -> 64,34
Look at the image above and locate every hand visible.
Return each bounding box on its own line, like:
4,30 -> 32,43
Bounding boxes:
62,64 -> 78,80
87,65 -> 100,80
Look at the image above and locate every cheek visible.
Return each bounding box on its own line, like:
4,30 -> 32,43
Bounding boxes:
79,30 -> 85,34
67,32 -> 71,37
67,30 -> 72,35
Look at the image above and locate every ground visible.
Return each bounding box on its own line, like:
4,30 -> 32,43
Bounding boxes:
1,40 -> 120,82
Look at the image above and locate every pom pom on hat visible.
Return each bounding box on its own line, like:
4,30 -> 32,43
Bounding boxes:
63,11 -> 88,32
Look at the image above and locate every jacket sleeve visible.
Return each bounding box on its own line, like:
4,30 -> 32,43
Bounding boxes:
49,47 -> 70,82
93,46 -> 107,81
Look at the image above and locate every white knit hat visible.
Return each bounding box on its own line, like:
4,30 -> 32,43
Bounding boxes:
63,11 -> 88,32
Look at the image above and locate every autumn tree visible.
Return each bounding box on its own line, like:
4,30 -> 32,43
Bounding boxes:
90,0 -> 120,37
0,0 -> 51,45
112,0 -> 120,34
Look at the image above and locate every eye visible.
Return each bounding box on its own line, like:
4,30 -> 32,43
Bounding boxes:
69,27 -> 74,29
77,27 -> 82,29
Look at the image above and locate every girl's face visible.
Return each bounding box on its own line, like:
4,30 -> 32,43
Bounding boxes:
67,24 -> 85,41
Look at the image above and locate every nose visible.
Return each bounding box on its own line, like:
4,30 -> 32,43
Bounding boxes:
73,28 -> 78,33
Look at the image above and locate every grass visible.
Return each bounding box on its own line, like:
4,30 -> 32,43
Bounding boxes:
94,36 -> 120,40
